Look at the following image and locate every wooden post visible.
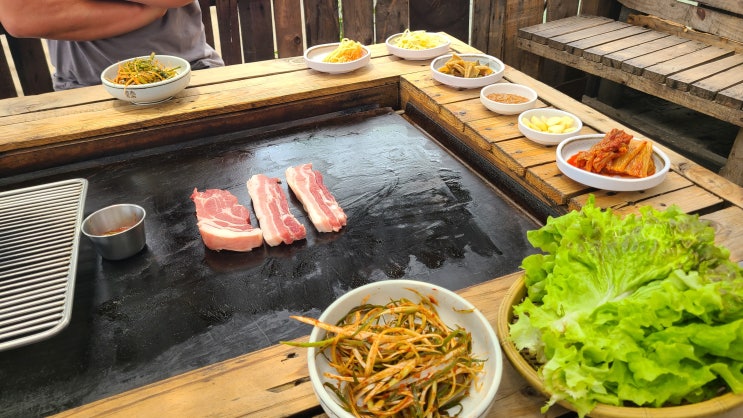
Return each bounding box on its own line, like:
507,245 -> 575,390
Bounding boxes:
0,25 -> 18,99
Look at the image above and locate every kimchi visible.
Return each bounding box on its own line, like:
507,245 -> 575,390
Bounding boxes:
567,129 -> 655,178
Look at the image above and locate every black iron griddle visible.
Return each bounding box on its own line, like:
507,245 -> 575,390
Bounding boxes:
0,109 -> 541,417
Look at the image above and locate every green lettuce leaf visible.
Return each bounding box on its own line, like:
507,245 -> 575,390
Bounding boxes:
510,196 -> 743,417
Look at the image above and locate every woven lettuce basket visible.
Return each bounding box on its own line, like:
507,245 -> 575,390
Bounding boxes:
497,274 -> 743,418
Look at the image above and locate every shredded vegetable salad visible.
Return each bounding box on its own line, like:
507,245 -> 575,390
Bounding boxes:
323,38 -> 365,63
394,29 -> 445,50
284,291 -> 485,417
109,52 -> 180,86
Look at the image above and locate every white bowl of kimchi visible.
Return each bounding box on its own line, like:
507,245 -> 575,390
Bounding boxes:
556,132 -> 671,192
304,40 -> 371,74
305,279 -> 502,418
385,30 -> 450,60
101,54 -> 191,105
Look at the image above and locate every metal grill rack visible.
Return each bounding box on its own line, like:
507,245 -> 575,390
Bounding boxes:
0,178 -> 88,351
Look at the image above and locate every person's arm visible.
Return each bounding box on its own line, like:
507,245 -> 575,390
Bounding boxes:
0,0 -> 168,40
128,0 -> 196,7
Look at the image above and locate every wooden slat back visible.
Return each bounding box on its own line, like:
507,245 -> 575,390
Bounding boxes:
374,0 -> 410,42
273,0 -> 304,58
698,0 -> 743,15
0,24 -> 53,99
6,37 -> 53,96
619,0 -> 743,45
341,0 -> 373,45
238,0 -> 274,62
304,0 -> 340,46
0,34 -> 16,99
409,0 -> 468,45
215,0 -> 242,65
198,0 -> 216,48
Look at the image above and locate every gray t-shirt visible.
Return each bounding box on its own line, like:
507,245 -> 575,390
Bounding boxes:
47,3 -> 223,90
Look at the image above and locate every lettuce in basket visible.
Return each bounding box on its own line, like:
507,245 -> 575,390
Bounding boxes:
510,196 -> 743,417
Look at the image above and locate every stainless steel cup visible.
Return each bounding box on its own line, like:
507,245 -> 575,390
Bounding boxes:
81,204 -> 146,260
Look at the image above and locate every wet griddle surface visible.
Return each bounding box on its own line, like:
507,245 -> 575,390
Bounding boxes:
0,110 -> 540,417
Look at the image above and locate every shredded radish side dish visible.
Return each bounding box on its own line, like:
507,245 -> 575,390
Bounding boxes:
110,52 -> 179,86
394,29 -> 445,50
285,290 -> 485,417
322,38 -> 365,63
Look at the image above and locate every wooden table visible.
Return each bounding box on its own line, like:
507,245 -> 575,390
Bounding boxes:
2,35 -> 742,417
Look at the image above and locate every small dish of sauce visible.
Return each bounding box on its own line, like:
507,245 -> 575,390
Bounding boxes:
486,93 -> 530,104
81,203 -> 147,260
101,225 -> 134,236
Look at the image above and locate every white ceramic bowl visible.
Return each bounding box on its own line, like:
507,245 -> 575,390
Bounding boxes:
307,279 -> 502,418
385,32 -> 451,60
480,83 -> 538,115
430,53 -> 505,89
518,108 -> 583,145
556,134 -> 671,191
101,55 -> 191,105
304,42 -> 371,74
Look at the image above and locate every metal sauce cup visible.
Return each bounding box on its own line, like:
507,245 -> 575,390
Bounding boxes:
81,204 -> 146,260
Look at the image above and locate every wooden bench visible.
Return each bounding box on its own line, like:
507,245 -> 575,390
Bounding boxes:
516,0 -> 743,186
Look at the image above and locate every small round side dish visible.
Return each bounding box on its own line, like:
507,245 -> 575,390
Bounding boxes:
556,134 -> 670,191
304,42 -> 371,74
81,203 -> 147,260
430,53 -> 505,89
518,108 -> 583,145
385,32 -> 451,60
480,83 -> 537,115
307,279 -> 502,418
101,55 -> 191,105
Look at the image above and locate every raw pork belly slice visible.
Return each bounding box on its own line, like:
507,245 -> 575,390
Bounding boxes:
246,174 -> 307,246
191,188 -> 263,252
285,163 -> 347,232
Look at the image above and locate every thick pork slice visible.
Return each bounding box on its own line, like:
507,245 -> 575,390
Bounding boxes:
285,163 -> 347,232
246,174 -> 307,246
191,188 -> 263,252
